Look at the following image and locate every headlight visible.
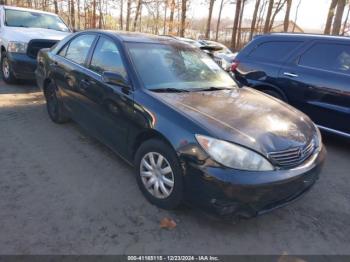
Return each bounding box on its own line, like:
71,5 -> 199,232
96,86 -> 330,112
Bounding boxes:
195,135 -> 274,171
313,124 -> 323,151
221,59 -> 231,71
8,42 -> 28,53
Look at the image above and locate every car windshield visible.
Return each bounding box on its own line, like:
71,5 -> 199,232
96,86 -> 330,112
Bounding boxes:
127,42 -> 236,91
5,9 -> 69,32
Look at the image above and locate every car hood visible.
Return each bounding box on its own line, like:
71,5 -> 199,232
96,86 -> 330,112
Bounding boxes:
4,27 -> 70,43
153,88 -> 316,155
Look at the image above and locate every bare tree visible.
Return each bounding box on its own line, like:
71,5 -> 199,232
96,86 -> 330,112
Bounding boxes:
133,0 -> 142,31
263,0 -> 274,33
283,0 -> 292,31
249,0 -> 261,40
53,0 -> 58,14
163,0 -> 169,34
126,0 -> 132,31
205,0 -> 216,39
231,0 -> 242,50
332,0 -> 346,35
341,3 -> 350,35
120,0 -> 124,30
168,0 -> 176,34
215,0 -> 225,40
237,0 -> 246,48
179,0 -> 187,37
268,0 -> 287,31
324,0 -> 338,34
292,0 -> 301,31
70,0 -> 75,29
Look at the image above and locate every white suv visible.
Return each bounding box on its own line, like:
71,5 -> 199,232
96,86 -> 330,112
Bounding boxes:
0,6 -> 71,84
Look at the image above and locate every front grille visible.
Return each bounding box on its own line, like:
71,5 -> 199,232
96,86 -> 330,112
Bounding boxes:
27,39 -> 58,58
268,140 -> 316,168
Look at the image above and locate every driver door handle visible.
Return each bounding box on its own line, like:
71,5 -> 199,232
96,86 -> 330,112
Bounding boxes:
283,72 -> 298,78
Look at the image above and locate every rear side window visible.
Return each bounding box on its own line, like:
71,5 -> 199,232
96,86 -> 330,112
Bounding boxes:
249,41 -> 302,62
299,43 -> 350,74
64,34 -> 95,66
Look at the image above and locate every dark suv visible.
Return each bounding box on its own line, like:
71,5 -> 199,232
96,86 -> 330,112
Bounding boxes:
233,33 -> 350,138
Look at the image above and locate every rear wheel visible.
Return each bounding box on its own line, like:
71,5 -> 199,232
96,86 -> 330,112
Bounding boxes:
1,52 -> 17,84
44,82 -> 70,124
135,139 -> 184,210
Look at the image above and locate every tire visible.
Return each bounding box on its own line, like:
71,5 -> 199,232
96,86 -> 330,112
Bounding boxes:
44,82 -> 70,124
262,89 -> 285,101
1,52 -> 18,84
134,139 -> 184,210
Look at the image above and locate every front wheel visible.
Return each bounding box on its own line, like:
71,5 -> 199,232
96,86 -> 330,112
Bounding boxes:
1,52 -> 18,84
135,139 -> 184,210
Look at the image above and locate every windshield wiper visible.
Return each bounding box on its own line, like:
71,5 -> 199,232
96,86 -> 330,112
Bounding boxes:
149,88 -> 189,93
194,86 -> 232,92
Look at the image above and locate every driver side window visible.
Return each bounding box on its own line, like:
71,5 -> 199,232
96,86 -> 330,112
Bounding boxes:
89,37 -> 127,79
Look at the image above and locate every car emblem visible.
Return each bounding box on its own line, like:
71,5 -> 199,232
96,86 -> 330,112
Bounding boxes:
298,147 -> 304,158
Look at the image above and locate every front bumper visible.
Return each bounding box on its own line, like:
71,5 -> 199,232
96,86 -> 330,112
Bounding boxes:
184,146 -> 326,218
7,52 -> 37,80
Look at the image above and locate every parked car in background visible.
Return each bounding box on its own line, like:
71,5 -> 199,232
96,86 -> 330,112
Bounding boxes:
168,36 -> 233,72
0,5 -> 71,84
233,33 -> 350,138
198,40 -> 237,71
36,31 -> 325,218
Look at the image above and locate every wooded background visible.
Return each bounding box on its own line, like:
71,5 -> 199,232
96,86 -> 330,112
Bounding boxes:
0,0 -> 349,50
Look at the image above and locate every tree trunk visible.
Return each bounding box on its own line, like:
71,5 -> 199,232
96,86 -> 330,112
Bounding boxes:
249,0 -> 261,40
163,0 -> 168,35
53,0 -> 58,14
120,0 -> 124,30
126,0 -> 131,31
180,0 -> 187,37
77,0 -> 81,30
263,0 -> 274,33
256,0 -> 267,33
231,0 -> 242,50
98,0 -> 103,29
237,0 -> 246,49
324,0 -> 338,34
133,0 -> 142,31
215,0 -> 224,41
292,0 -> 301,32
92,0 -> 97,28
70,0 -> 75,29
169,0 -> 175,34
269,0 -> 286,31
341,4 -> 350,35
205,0 -> 215,39
283,0 -> 292,31
332,0 -> 346,35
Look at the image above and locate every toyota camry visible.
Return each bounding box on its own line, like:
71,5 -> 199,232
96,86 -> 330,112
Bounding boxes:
36,31 -> 326,218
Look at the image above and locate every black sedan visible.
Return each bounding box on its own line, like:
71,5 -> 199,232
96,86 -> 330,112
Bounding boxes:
35,31 -> 326,218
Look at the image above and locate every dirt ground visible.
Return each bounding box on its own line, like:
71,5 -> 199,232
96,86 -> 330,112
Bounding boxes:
0,81 -> 349,255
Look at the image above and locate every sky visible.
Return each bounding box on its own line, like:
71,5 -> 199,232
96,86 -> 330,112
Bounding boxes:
192,0 -> 331,32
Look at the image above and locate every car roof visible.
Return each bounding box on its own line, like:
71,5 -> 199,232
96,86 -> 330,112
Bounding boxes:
81,30 -> 195,46
2,5 -> 60,16
257,33 -> 350,41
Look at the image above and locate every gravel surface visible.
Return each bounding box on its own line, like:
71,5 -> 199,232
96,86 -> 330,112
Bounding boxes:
0,81 -> 349,255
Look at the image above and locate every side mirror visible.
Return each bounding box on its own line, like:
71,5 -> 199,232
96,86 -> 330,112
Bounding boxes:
102,71 -> 129,88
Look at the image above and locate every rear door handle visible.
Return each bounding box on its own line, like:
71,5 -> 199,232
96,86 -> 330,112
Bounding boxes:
283,72 -> 298,78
